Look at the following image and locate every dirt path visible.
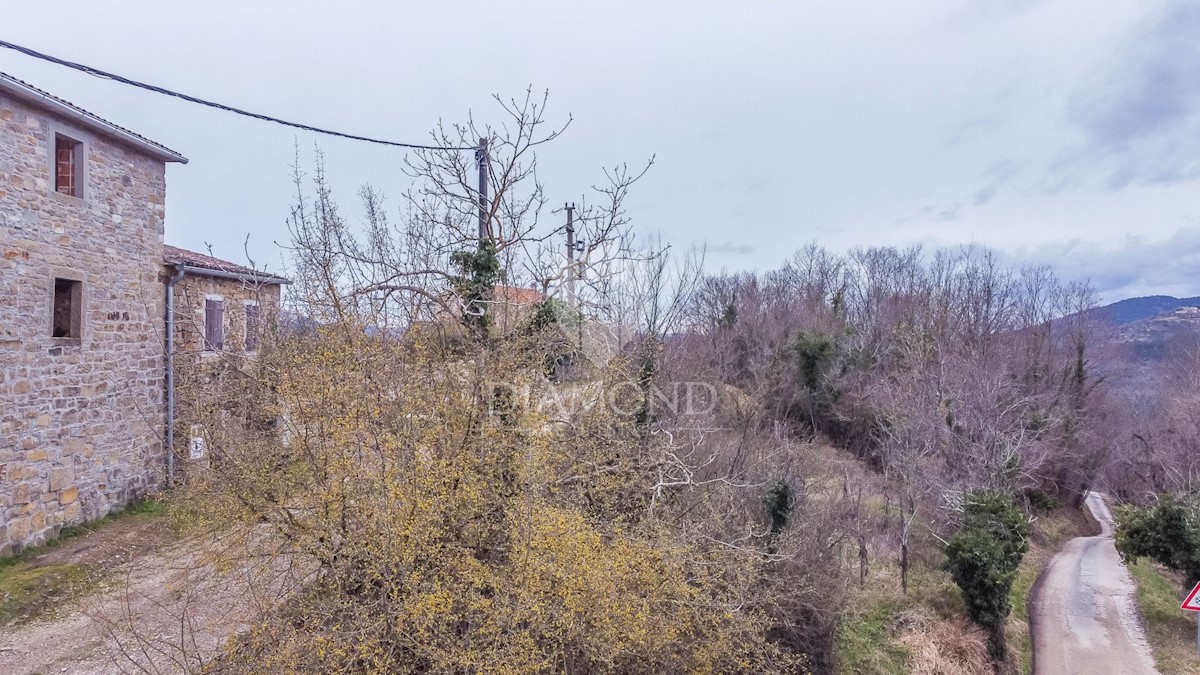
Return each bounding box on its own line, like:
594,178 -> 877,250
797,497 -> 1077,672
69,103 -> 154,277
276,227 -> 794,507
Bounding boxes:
0,527 -> 304,674
1032,491 -> 1159,675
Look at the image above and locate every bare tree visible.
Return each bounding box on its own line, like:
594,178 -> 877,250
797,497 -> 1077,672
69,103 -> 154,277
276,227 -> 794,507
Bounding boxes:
286,89 -> 653,340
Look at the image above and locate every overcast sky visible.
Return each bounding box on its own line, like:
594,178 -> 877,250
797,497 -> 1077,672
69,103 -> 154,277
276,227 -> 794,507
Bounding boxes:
4,0 -> 1198,302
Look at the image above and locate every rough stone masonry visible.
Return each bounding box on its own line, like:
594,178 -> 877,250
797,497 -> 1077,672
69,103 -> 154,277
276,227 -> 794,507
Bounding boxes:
0,79 -> 181,554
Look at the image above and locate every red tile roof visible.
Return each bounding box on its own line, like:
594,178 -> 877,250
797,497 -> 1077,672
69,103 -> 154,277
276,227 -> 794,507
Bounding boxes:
493,285 -> 544,305
164,244 -> 289,284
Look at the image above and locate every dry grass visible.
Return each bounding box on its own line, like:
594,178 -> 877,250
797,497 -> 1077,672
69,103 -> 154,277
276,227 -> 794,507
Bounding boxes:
1127,559 -> 1200,675
832,452 -> 991,675
898,609 -> 991,675
834,475 -> 1097,675
837,565 -> 993,675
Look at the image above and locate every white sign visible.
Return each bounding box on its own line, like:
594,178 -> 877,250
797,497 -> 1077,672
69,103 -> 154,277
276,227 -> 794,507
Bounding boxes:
189,435 -> 206,460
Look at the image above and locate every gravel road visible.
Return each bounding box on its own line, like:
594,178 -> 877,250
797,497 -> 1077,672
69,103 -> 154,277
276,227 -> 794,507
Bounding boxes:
0,530 -> 305,674
1032,491 -> 1158,675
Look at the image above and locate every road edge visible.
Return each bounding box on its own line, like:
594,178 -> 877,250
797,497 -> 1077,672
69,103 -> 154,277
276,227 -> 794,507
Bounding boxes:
1027,496 -> 1103,675
1097,494 -> 1163,672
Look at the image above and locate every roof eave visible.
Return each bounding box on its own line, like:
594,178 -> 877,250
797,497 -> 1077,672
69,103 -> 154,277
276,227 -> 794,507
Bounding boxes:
165,260 -> 291,286
0,75 -> 188,164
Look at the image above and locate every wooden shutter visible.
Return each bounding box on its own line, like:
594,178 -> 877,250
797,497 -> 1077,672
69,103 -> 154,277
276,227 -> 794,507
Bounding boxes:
244,304 -> 261,351
205,299 -> 224,350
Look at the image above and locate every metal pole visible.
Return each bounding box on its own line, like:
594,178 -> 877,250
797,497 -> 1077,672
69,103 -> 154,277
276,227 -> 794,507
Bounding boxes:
474,138 -> 489,333
476,138 -> 489,240
565,203 -> 575,306
165,264 -> 185,486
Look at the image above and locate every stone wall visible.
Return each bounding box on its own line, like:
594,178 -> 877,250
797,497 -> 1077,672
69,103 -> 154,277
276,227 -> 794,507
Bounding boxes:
171,273 -> 281,473
0,91 -> 170,554
173,273 -> 281,357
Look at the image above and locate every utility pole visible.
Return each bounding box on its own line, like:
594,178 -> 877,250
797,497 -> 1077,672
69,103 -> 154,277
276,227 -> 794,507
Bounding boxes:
476,138 -> 489,240
473,137 -> 490,336
565,203 -> 576,306
564,202 -> 585,366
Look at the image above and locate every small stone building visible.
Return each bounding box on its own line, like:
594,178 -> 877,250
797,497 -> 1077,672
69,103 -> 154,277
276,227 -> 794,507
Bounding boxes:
0,72 -> 286,554
430,285 -> 545,338
164,245 -> 287,474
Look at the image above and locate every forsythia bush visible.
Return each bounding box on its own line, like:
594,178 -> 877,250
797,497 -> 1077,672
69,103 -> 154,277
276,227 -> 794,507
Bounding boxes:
182,321 -> 800,673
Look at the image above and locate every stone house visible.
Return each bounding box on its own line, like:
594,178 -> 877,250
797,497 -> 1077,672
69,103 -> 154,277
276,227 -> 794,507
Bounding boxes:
490,285 -> 546,335
163,245 -> 287,475
0,72 -> 286,554
426,285 -> 545,339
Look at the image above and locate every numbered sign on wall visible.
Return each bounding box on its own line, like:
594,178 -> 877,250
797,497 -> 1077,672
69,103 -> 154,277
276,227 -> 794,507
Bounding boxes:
189,424 -> 206,460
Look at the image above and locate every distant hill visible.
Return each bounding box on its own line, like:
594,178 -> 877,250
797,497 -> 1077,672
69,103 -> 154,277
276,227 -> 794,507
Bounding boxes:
1092,304 -> 1200,400
1112,306 -> 1200,361
1095,295 -> 1200,325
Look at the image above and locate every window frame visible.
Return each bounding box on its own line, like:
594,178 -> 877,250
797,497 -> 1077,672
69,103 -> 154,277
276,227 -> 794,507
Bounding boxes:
48,130 -> 87,200
203,295 -> 225,352
243,299 -> 261,353
50,275 -> 83,342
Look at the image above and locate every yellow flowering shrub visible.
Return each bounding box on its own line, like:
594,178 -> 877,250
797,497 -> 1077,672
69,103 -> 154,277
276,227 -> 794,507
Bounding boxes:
182,321 -> 805,674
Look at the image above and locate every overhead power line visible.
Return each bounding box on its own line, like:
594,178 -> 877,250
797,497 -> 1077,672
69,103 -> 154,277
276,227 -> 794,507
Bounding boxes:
0,38 -> 472,151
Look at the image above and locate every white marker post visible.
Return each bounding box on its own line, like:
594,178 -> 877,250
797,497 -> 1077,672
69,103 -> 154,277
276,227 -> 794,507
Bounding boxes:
1180,582 -> 1200,657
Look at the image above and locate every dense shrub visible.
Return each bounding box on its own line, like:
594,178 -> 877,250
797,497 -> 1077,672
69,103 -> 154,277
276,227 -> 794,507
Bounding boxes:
943,490 -> 1029,663
1116,494 -> 1200,587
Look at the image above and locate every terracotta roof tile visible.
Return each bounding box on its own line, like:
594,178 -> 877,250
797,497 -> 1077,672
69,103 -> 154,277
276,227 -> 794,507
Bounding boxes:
164,244 -> 289,283
493,285 -> 544,305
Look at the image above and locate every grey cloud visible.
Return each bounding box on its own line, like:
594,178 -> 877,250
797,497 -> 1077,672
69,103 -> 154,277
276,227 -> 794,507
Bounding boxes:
1062,1 -> 1200,189
707,242 -> 755,255
994,0 -> 1040,9
4,0 -> 1195,298
1003,229 -> 1200,301
913,203 -> 962,223
935,203 -> 961,222
972,160 -> 1020,206
973,184 -> 998,207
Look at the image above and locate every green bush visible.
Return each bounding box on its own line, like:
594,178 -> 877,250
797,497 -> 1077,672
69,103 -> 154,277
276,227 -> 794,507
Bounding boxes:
451,239 -> 501,339
1115,494 -> 1200,587
763,480 -> 795,535
793,332 -> 837,393
944,490 -> 1029,663
1024,488 -> 1060,514
781,331 -> 841,433
519,298 -> 583,378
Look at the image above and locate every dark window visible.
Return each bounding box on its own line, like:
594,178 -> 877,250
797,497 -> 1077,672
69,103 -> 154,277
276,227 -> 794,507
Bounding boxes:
52,278 -> 82,338
55,135 -> 82,197
204,299 -> 224,351
244,304 -> 261,351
